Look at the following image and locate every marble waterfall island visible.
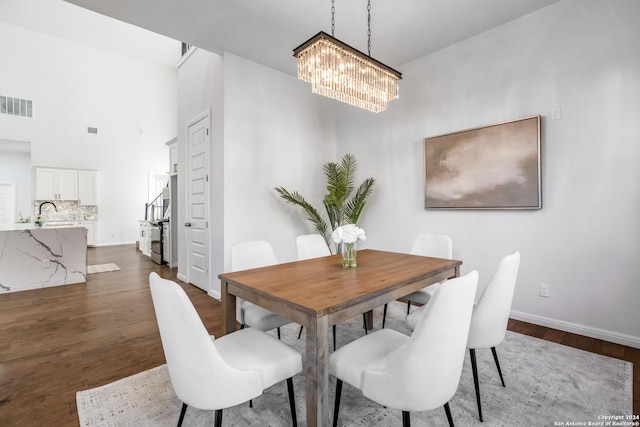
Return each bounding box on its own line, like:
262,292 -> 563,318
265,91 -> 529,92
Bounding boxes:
0,227 -> 87,293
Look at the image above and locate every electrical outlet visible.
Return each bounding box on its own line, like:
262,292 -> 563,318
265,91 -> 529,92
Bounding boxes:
551,107 -> 561,120
42,259 -> 50,268
539,283 -> 550,298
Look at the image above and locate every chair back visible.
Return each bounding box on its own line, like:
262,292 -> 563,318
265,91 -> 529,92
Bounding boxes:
410,233 -> 453,259
230,240 -> 278,271
230,240 -> 279,323
149,273 -> 261,410
362,271 -> 478,411
296,234 -> 331,260
467,251 -> 521,349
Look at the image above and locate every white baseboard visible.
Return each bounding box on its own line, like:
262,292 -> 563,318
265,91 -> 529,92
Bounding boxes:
174,274 -> 219,300
510,309 -> 640,349
91,241 -> 136,247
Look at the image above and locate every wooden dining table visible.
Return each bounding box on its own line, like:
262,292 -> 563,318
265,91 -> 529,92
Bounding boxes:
219,249 -> 462,427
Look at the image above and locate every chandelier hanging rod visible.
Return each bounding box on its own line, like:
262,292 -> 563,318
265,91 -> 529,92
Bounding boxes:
292,31 -> 402,80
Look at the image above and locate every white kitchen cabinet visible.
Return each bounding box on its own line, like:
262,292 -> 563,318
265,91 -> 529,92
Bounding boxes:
57,170 -> 78,199
81,221 -> 96,246
35,168 -> 78,200
78,170 -> 98,205
139,221 -> 151,257
35,168 -> 57,200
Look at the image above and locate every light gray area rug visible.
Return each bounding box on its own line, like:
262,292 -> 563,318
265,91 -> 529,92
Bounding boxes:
76,302 -> 632,426
87,263 -> 120,274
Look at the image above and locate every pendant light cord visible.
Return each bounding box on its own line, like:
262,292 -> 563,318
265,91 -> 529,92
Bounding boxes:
330,0 -> 373,56
367,0 -> 372,56
331,0 -> 335,37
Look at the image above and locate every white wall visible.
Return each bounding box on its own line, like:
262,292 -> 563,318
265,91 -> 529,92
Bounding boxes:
0,22 -> 177,244
175,47 -> 224,288
335,0 -> 640,346
222,54 -> 336,267
176,50 -> 336,296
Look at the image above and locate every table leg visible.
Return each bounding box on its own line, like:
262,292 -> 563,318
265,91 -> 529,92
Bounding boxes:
363,310 -> 374,330
220,280 -> 237,335
306,316 -> 329,427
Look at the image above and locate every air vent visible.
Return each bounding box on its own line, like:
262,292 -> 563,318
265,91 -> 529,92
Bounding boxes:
88,127 -> 98,134
0,95 -> 33,117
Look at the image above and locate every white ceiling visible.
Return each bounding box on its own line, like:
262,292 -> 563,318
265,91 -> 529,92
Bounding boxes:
3,0 -> 562,74
0,0 -> 181,69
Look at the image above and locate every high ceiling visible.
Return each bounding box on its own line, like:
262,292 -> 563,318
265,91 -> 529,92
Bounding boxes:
5,0 -> 562,74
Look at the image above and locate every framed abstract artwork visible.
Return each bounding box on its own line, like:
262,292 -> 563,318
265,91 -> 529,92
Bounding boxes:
424,115 -> 541,209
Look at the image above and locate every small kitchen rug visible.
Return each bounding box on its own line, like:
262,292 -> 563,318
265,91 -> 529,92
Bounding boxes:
87,263 -> 120,274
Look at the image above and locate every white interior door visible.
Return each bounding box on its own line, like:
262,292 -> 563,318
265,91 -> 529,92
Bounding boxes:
0,182 -> 16,229
186,113 -> 210,291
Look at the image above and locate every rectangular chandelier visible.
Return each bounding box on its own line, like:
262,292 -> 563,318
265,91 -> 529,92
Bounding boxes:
293,31 -> 402,113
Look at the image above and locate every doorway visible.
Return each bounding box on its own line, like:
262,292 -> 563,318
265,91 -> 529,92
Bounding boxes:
185,111 -> 210,291
0,182 -> 16,228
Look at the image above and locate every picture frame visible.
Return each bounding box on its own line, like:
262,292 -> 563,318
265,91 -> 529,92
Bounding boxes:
424,115 -> 541,210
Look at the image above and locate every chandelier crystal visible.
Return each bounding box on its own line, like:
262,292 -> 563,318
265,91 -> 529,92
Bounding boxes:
293,32 -> 402,113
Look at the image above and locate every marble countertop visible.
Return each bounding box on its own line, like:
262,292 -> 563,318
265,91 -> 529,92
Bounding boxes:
0,227 -> 87,292
7,220 -> 96,231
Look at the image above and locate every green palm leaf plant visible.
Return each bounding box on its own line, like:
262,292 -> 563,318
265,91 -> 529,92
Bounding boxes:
274,153 -> 375,253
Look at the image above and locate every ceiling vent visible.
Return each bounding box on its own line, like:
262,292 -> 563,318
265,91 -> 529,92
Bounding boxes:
0,95 -> 33,117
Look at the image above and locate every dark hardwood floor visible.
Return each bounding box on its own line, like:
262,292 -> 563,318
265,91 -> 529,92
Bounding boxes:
0,245 -> 637,426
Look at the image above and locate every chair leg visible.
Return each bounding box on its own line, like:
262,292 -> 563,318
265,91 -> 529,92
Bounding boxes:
362,314 -> 368,335
214,409 -> 223,427
382,303 -> 388,329
402,411 -> 411,427
491,346 -> 506,387
298,325 -> 304,339
277,327 -> 281,340
286,377 -> 298,426
469,349 -> 483,422
333,379 -> 343,427
333,325 -> 337,351
177,402 -> 188,427
406,300 -> 411,315
443,402 -> 454,427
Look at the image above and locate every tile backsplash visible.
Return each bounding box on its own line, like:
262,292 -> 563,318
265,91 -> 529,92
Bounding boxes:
29,200 -> 98,222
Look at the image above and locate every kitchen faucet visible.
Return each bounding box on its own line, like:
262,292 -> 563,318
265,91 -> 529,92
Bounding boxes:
38,201 -> 58,215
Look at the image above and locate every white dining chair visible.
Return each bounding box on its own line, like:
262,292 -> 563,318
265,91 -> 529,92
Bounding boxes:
382,233 -> 453,328
405,251 -> 520,422
296,233 -> 331,260
466,251 -> 520,421
149,272 -> 302,427
295,234 -> 368,350
231,240 -> 292,338
330,271 -> 478,427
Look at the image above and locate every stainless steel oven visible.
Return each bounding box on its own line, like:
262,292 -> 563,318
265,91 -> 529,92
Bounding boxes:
150,223 -> 162,264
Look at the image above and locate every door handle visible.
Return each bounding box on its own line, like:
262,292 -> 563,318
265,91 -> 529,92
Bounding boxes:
184,222 -> 192,227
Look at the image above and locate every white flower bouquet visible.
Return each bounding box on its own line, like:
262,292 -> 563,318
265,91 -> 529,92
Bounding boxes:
332,224 -> 366,268
331,224 -> 366,245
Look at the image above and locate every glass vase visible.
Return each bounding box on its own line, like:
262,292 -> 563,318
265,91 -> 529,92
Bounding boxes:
341,242 -> 357,268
